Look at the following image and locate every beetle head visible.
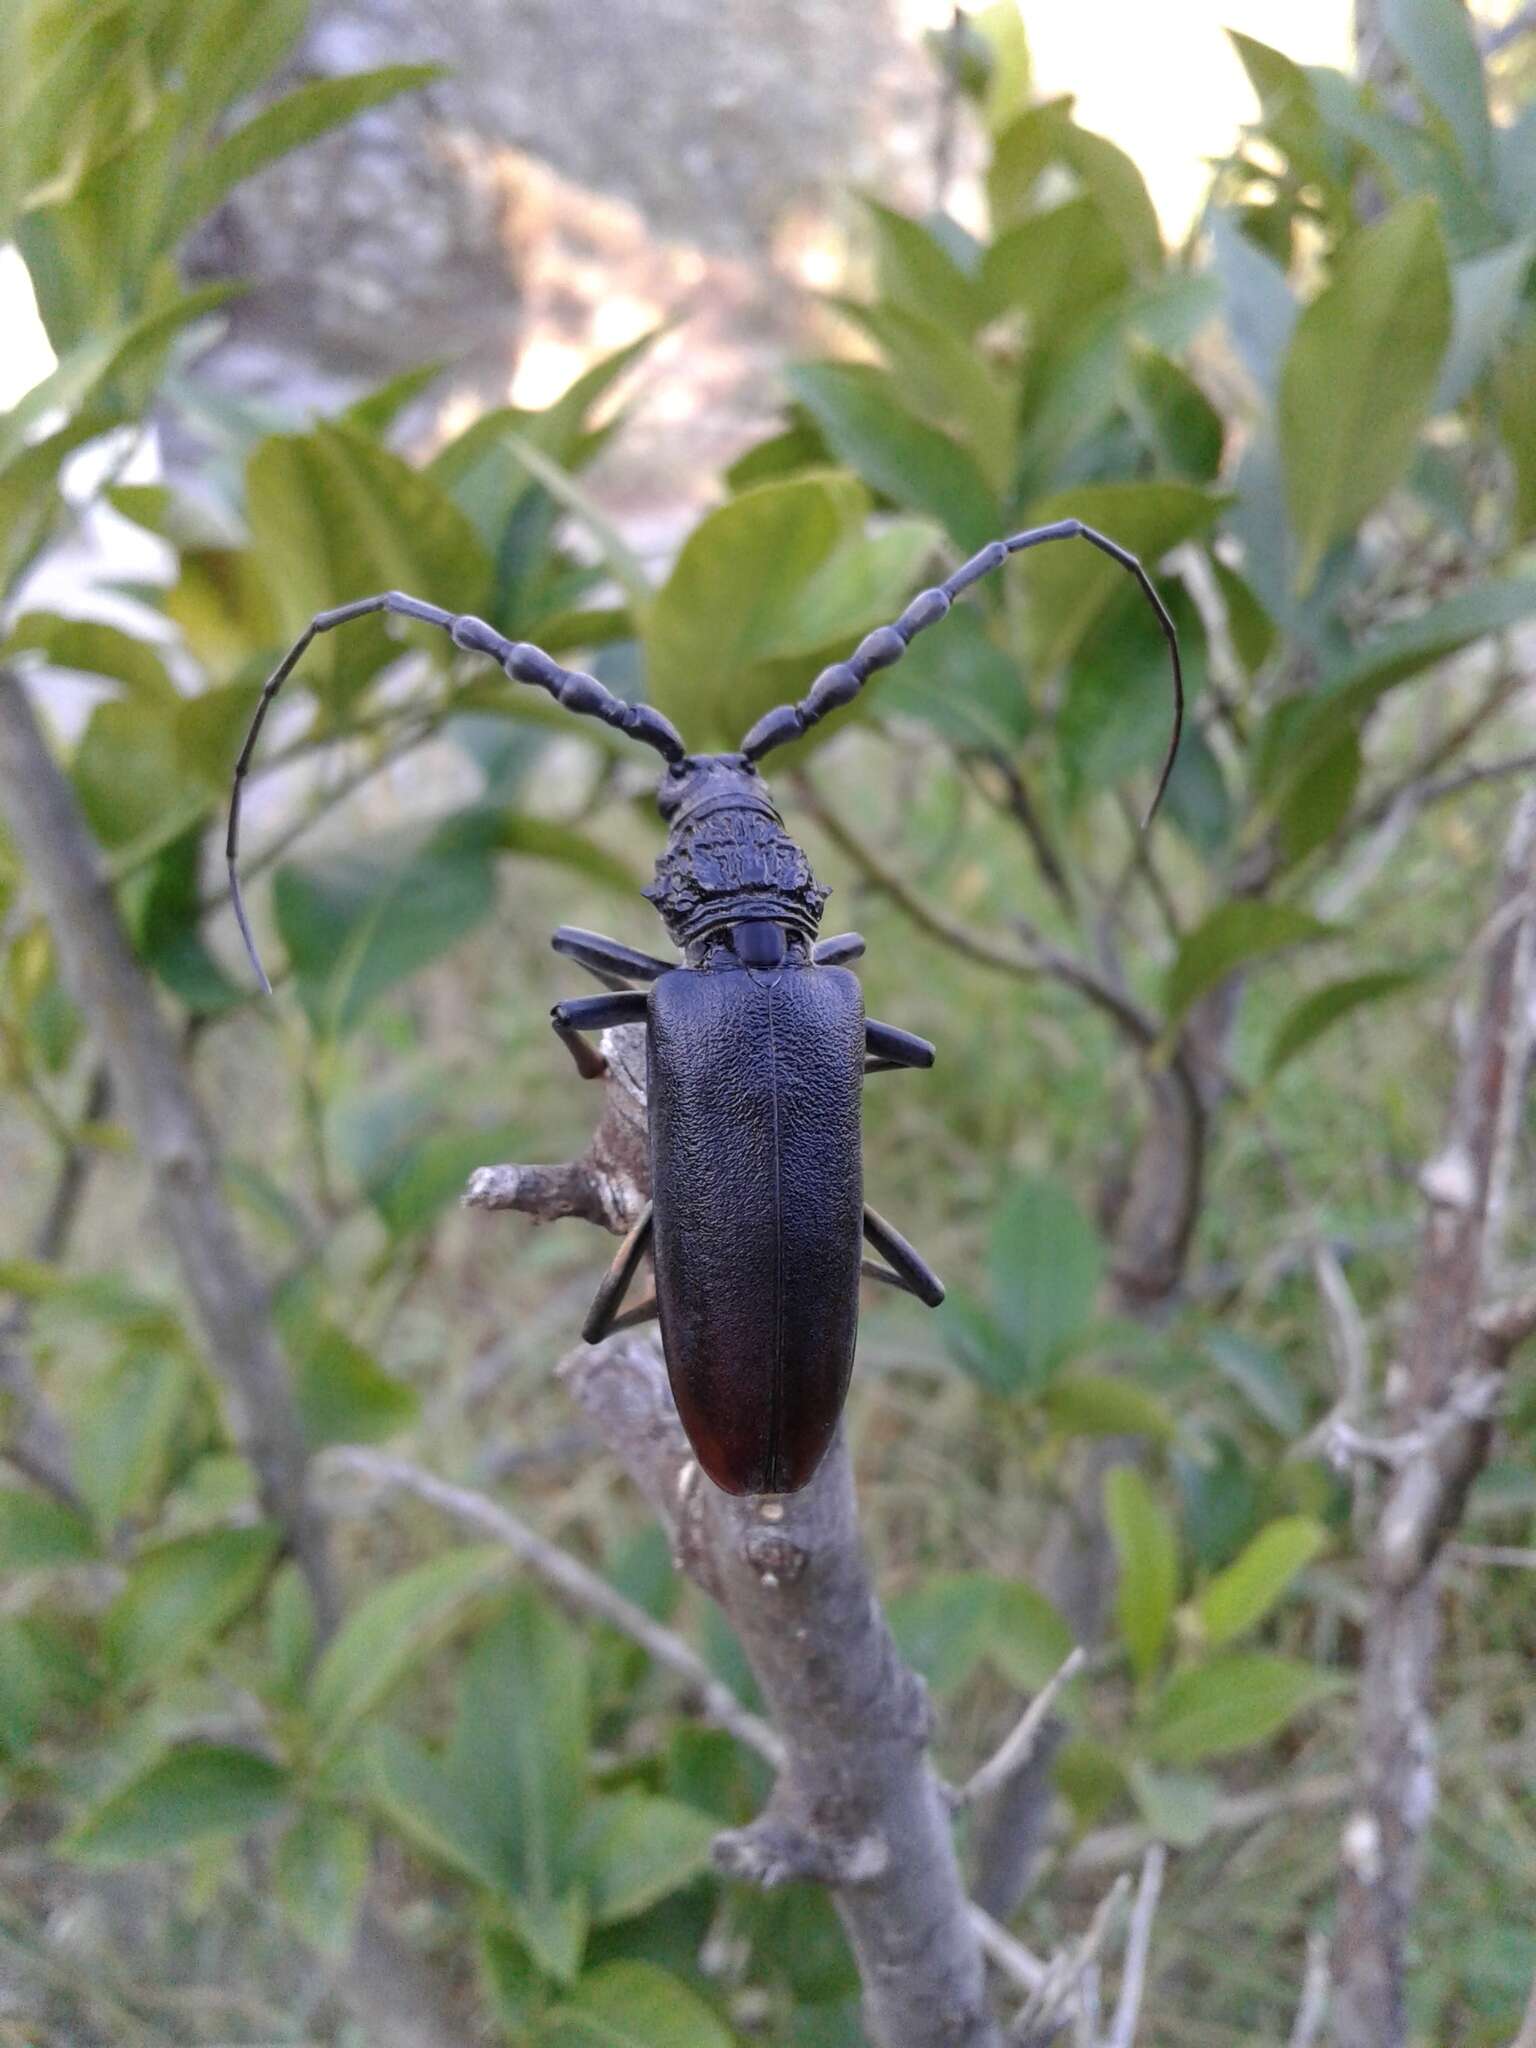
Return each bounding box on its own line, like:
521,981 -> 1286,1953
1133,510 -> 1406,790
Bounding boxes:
645,753 -> 828,951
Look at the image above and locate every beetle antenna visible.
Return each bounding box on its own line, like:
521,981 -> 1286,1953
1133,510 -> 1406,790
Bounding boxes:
225,590 -> 688,991
738,519 -> 1184,827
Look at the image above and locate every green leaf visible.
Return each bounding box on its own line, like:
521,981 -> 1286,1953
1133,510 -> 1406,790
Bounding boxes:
543,1961 -> 733,2048
987,97 -> 1075,230
501,433 -> 655,615
1279,197 -> 1451,590
1105,1468 -> 1178,1685
989,1175 -> 1103,1379
72,698 -> 202,851
1164,903 -> 1337,1026
1195,1517 -> 1327,1647
1203,1333 -> 1306,1438
275,1806 -> 369,1960
1042,1377 -> 1175,1444
877,603 -> 1031,752
644,473 -> 922,750
1126,1762 -> 1220,1849
3,612 -> 178,707
105,1526 -> 279,1689
1436,238 -> 1534,410
979,196 -> 1130,336
1381,0 -> 1492,184
294,1324 -> 418,1449
1209,210 -> 1297,395
1264,963 -> 1441,1078
161,66 -> 443,245
787,362 -> 1000,552
1144,1655 -> 1339,1765
0,1489 -> 98,1568
833,298 -> 1016,493
1057,124 -> 1163,277
887,1573 -> 1000,1696
66,1746 -> 289,1865
860,197 -> 982,335
274,824 -> 497,1038
512,1888 -> 589,1987
1014,483 -> 1217,673
372,1725 -> 511,1894
73,1347 -> 197,1528
1124,346 -> 1224,482
310,1546 -> 510,1747
577,1794 -> 716,1924
986,1582 -> 1077,1692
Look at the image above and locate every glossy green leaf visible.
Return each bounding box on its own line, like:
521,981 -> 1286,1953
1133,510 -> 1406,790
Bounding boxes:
1124,346 -> 1224,481
1264,963 -> 1441,1078
788,363 -> 1000,551
1279,197 -> 1451,590
577,1794 -> 716,1924
1144,1655 -> 1339,1764
161,66 -> 443,244
275,1806 -> 369,1960
0,1488 -> 98,1568
1164,903 -> 1337,1026
1381,0 -> 1492,183
1105,1467 -> 1178,1685
66,1746 -> 289,1865
833,298 -> 1016,493
72,699 -> 201,852
543,1961 -> 732,2048
986,97 -> 1075,229
310,1546 -> 510,1747
105,1526 -> 279,1688
1057,123 -> 1163,277
1195,1517 -> 1327,1646
1208,210 -> 1296,395
1042,1376 -> 1175,1443
988,1175 -> 1102,1381
979,196 -> 1130,335
876,602 -> 1031,753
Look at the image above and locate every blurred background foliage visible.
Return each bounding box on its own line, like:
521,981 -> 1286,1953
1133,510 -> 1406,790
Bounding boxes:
3,0 -> 1536,2042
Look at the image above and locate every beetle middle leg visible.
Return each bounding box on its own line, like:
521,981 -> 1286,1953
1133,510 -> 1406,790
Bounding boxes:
862,1204 -> 945,1306
865,1018 -> 935,1075
583,1203 -> 656,1341
551,989 -> 649,1080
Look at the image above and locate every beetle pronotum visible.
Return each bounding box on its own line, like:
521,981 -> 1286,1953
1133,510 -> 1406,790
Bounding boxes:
228,518 -> 1181,1494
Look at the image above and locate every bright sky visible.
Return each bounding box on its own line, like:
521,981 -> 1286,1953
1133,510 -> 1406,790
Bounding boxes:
0,5 -> 1355,413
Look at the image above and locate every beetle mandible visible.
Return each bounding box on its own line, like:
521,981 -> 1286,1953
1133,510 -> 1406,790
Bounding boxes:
228,518 -> 1182,1495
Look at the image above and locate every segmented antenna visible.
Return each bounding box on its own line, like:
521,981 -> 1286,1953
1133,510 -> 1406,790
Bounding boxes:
225,591 -> 687,991
738,519 -> 1185,824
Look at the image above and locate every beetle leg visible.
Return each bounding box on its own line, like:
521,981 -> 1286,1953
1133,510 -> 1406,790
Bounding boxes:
552,925 -> 672,991
862,1204 -> 945,1307
582,1204 -> 655,1342
608,1291 -> 659,1334
864,1019 -> 935,1071
814,931 -> 866,966
551,989 -> 649,1080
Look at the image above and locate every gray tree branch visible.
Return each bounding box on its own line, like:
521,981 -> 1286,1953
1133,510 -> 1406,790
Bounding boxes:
1331,790 -> 1536,2048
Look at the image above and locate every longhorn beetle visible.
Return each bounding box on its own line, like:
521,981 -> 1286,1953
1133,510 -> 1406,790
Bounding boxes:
228,520 -> 1182,1495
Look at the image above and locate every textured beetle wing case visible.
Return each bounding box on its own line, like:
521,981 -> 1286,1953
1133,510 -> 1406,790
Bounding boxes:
648,964 -> 864,1494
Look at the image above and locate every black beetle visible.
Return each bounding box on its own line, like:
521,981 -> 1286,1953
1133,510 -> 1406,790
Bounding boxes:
228,519 -> 1182,1494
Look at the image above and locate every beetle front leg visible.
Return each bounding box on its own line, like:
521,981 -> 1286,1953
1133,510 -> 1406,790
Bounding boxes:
552,925 -> 673,991
551,989 -> 649,1080
864,1018 -> 935,1075
583,1202 -> 655,1341
862,1204 -> 945,1307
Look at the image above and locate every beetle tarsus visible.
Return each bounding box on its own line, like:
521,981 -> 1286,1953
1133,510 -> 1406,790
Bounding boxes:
862,1204 -> 945,1308
583,1203 -> 655,1341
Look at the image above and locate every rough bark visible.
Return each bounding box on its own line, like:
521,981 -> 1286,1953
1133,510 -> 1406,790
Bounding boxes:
1331,793 -> 1536,2048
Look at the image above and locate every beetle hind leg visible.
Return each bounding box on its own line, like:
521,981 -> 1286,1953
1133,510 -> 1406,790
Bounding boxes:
583,1203 -> 656,1342
862,1204 -> 945,1307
